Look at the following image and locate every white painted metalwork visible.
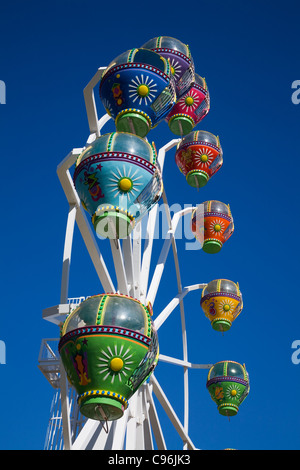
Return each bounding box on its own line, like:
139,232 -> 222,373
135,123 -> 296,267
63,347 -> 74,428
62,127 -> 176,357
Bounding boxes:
38,339 -> 60,388
39,68 -> 212,450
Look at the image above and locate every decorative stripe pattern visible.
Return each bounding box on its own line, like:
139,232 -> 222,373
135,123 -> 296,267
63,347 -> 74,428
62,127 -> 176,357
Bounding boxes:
206,376 -> 248,388
92,205 -> 135,224
77,389 -> 129,409
58,325 -> 152,350
200,292 -> 241,305
218,403 -> 239,411
204,211 -> 232,222
179,140 -> 220,153
100,63 -> 170,86
169,113 -> 195,125
74,152 -> 157,182
154,47 -> 191,64
115,108 -> 152,126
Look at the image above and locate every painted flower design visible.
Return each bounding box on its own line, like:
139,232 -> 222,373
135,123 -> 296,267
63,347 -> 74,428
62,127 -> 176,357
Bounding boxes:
209,218 -> 225,235
107,165 -> 143,199
177,90 -> 200,113
218,298 -> 235,316
169,58 -> 182,81
129,75 -> 158,105
102,98 -> 114,116
224,383 -> 241,400
96,344 -> 134,384
193,147 -> 214,168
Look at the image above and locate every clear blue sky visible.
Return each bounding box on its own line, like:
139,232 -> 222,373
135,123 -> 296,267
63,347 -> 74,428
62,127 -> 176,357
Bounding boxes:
0,0 -> 300,450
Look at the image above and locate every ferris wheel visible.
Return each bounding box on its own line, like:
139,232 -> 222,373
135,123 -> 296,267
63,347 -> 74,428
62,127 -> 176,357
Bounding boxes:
38,37 -> 250,451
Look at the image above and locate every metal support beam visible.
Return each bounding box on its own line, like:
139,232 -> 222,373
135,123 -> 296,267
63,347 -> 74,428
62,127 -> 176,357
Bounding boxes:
146,206 -> 195,306
141,385 -> 154,450
111,410 -> 129,450
154,284 -> 207,330
146,383 -> 167,450
122,236 -> 134,297
159,354 -> 213,370
140,138 -> 181,303
60,359 -> 72,450
60,204 -> 77,304
72,419 -> 106,450
110,239 -> 129,295
157,139 -> 181,172
132,222 -> 142,300
150,375 -> 196,450
140,205 -> 158,303
83,66 -> 106,137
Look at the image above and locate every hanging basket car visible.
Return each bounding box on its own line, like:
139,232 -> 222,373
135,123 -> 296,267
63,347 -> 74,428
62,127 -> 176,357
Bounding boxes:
59,294 -> 158,422
191,200 -> 234,253
73,132 -> 163,239
166,74 -> 210,136
206,360 -> 250,417
141,36 -> 195,98
175,130 -> 223,188
200,279 -> 243,332
99,48 -> 176,138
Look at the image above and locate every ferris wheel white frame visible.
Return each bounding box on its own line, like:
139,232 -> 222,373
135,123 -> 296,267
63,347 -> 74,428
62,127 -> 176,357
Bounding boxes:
40,67 -> 214,450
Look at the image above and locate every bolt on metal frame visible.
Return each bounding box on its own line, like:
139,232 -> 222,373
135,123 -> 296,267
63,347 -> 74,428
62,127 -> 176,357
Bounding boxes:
39,67 -> 213,450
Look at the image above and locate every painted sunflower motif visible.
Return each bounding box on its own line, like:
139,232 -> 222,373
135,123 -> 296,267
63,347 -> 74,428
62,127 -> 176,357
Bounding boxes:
169,57 -> 182,81
96,344 -> 134,384
218,298 -> 236,316
177,89 -> 200,113
209,219 -> 225,235
128,75 -> 158,106
107,165 -> 143,199
193,147 -> 214,168
224,383 -> 241,400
